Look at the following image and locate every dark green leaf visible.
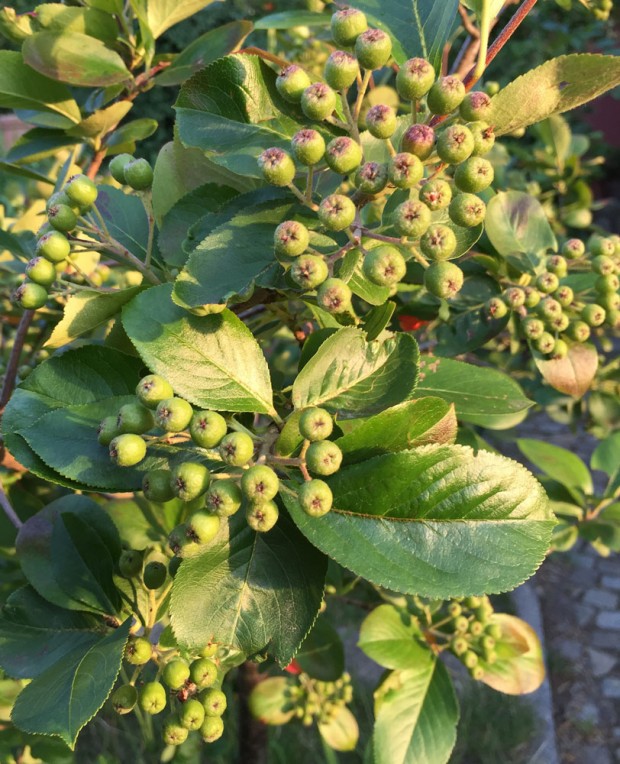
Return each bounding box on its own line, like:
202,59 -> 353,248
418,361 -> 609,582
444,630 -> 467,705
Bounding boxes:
295,618 -> 344,681
485,191 -> 557,257
363,302 -> 396,341
94,186 -> 149,261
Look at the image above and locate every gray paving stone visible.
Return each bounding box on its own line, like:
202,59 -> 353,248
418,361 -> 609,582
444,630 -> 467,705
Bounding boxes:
588,649 -> 617,678
575,603 -> 596,626
591,632 -> 620,650
573,701 -> 600,724
581,745 -> 612,764
571,554 -> 596,570
598,560 -> 620,576
584,589 -> 619,609
603,576 -> 620,591
557,638 -> 582,661
603,678 -> 620,699
597,611 -> 620,630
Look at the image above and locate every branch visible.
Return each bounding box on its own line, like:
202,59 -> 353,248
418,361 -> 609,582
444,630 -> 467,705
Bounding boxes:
0,310 -> 34,413
0,480 -> 22,530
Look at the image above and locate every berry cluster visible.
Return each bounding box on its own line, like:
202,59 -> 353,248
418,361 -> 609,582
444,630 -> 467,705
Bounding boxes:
112,636 -> 226,746
485,234 -> 620,358
283,673 -> 353,727
97,374 -> 343,544
258,7 -> 497,311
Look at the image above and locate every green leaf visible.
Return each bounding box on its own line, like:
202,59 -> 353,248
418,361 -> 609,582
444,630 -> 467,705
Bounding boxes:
517,439 -> 592,495
479,614 -> 545,695
105,118 -> 158,150
283,445 -> 555,598
295,618 -> 344,681
11,618 -> 131,749
353,0 -> 459,69
319,706 -> 359,752
46,287 -> 144,349
0,160 -> 55,186
592,432 -> 620,478
491,54 -> 620,136
485,191 -> 557,257
122,284 -> 276,415
249,677 -> 296,725
435,306 -> 510,358
94,186 -> 149,261
364,302 -> 396,341
156,20 -> 253,86
69,101 -> 133,139
414,357 -> 533,429
170,513 -> 327,666
533,343 -> 598,399
0,51 -> 80,124
358,605 -> 428,670
23,32 -> 131,87
373,658 -> 458,764
173,199 -> 291,310
34,4 -> 118,43
292,329 -> 419,418
146,0 -> 220,38
255,11 -> 330,29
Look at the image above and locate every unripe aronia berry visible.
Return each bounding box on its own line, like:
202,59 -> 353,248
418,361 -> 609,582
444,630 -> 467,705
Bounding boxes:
179,699 -> 205,731
136,374 -> 174,409
588,235 -> 615,257
581,303 -> 606,326
119,549 -> 142,578
400,124 -> 435,159
15,282 -> 47,310
536,332 -> 556,355
459,91 -> 492,122
117,402 -> 154,434
449,193 -> 486,228
567,320 -> 591,343
124,158 -> 153,190
109,434 -> 146,467
171,461 -> 210,502
325,136 -> 363,174
190,657 -> 218,689
200,716 -> 224,743
427,75 -> 466,115
246,500 -> 279,532
163,658 -> 190,690
556,285 -> 574,308
298,479 -> 333,517
316,278 -> 352,313
48,203 -> 77,232
331,7 -> 368,46
592,255 -> 616,276
98,416 -> 120,447
393,200 -> 432,238
274,220 -> 309,257
536,272 -> 559,294
363,245 -> 407,286
206,479 -> 243,516
318,194 -> 356,231
420,179 -> 452,211
469,121 -> 495,156
299,407 -> 333,441
109,153 -> 134,183
597,274 -> 620,293
301,83 -> 337,121
549,313 -> 569,333
258,148 -> 296,186
538,296 -> 562,320
202,688 -> 227,717
355,161 -> 388,194
241,465 -> 280,502
388,153 -> 424,189
365,104 -> 397,139
155,397 -> 193,432
546,254 -> 567,277
424,261 -> 464,299
504,287 -> 526,309
420,224 -> 457,260
562,238 -> 585,259
66,174 -> 98,209
190,410 -> 227,447
142,469 -> 175,502
324,50 -> 359,90
524,286 -> 541,309
306,440 -> 343,476
355,29 -> 392,70
522,317 -> 545,340
186,511 -> 220,545
485,296 -> 509,319
551,338 -> 569,359
290,254 -> 329,289
437,124 -> 475,165
291,129 -> 326,166
219,431 -> 254,466
454,157 -> 494,193
396,57 -> 435,99
36,230 -> 71,263
112,684 -> 138,715
125,636 -> 152,665
25,256 -> 56,287
276,65 -> 311,102
143,560 -> 167,589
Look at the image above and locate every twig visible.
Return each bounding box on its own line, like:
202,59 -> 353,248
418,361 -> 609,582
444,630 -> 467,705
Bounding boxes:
340,89 -> 359,141
0,480 -> 22,529
287,183 -> 319,211
0,310 -> 34,413
353,70 -> 372,121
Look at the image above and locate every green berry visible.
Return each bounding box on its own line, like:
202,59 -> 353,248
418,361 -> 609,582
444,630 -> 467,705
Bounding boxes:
459,91 -> 492,122
171,462 -> 210,501
163,716 -> 189,746
331,8 -> 368,46
241,465 -> 280,502
316,278 -> 352,313
298,479 -> 333,517
463,651 -> 479,669
258,148 -> 295,186
546,255 -> 567,277
66,174 -> 98,209
124,158 -> 153,190
388,153 -> 424,189
504,287 -> 526,309
427,76 -> 466,115
437,124 -> 474,164
48,203 -> 77,232
592,255 -> 616,276
143,560 -> 167,589
485,297 -> 508,319
109,434 -> 146,467
200,716 -> 224,743
469,620 -> 484,636
190,658 -> 218,689
562,238 -> 585,259
523,286 -> 541,309
551,338 -> 569,359
291,129 -> 326,166
290,254 -> 329,289
163,659 -> 190,690
470,665 -> 485,680
450,637 -> 468,656
299,407 -> 333,441
143,469 -> 175,502
393,200 -> 431,238
201,688 -> 227,717
588,235 -> 615,257
36,230 -> 71,263
306,440 -> 343,476
538,296 -> 562,320
355,28 -> 392,70
486,623 -> 502,640
201,642 -> 219,658
205,479 -> 243,516
396,57 -> 435,100
25,256 -> 56,287
453,615 -> 469,632
187,511 -> 220,544
276,65 -> 311,102
596,274 -> 620,293
112,684 -> 137,715
355,161 -> 388,194
550,313 -> 570,333
363,245 -> 407,286
424,261 -> 464,299
139,682 -> 167,715
535,272 -> 559,294
555,285 -> 574,308
420,224 -> 457,261
400,124 -> 435,160
581,303 -> 606,327
98,416 -> 120,447
119,549 -> 143,578
469,121 -> 496,156
246,500 -> 279,532
454,157 -> 494,193
46,190 -> 75,213
109,153 -> 134,184
318,194 -> 356,231
536,332 -> 556,355
449,193 -> 486,227
420,179 -> 452,211
190,410 -> 228,448
599,292 -> 620,312
366,104 -> 397,139
522,317 -> 545,340
325,137 -> 363,175
136,374 -> 174,409
324,50 -> 359,90
125,636 -> 151,665
301,83 -> 337,121
116,402 -> 154,434
155,397 -> 193,432
179,699 -> 205,731
219,431 -> 254,466
15,282 -> 47,310
448,602 -> 462,617
566,320 -> 591,343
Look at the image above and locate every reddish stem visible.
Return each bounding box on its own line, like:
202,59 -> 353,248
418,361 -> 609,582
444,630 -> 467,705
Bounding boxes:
0,310 -> 34,414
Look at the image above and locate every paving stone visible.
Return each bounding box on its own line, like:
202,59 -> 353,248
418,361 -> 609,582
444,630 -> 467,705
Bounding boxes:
591,632 -> 620,650
570,567 -> 600,588
573,701 -> 600,724
571,554 -> 596,570
584,589 -> 619,609
588,649 -> 617,678
614,726 -> 620,739
581,745 -> 612,764
597,611 -> 620,630
557,638 -> 582,661
603,678 -> 620,699
598,560 -> 620,576
575,603 -> 596,627
603,576 -> 620,591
